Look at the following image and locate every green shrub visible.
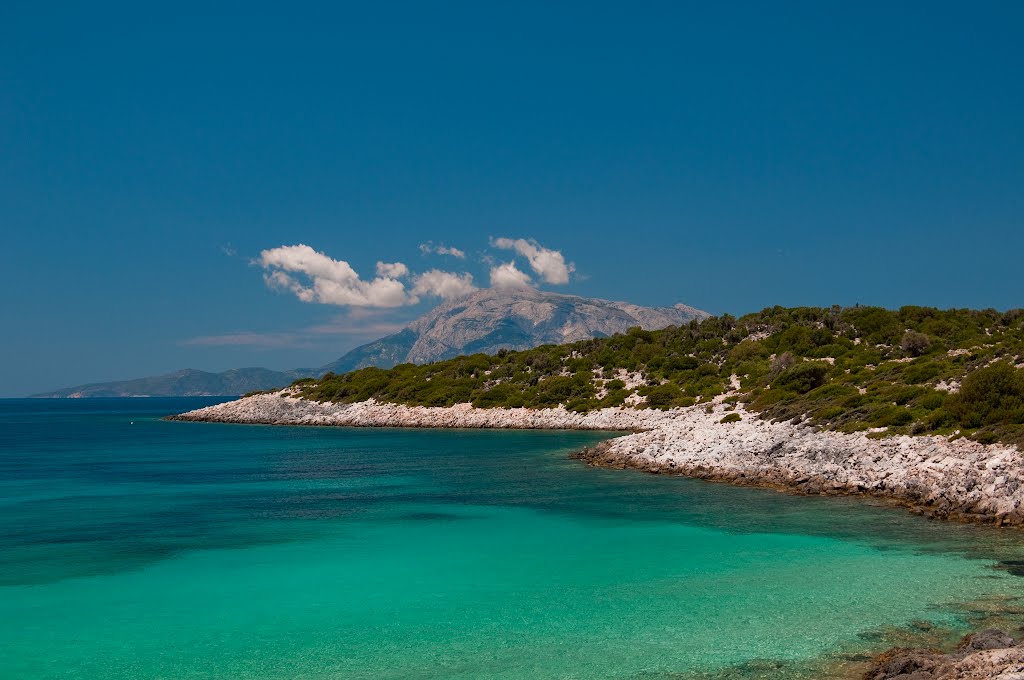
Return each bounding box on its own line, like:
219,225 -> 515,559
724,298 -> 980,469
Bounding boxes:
720,413 -> 742,424
902,360 -> 945,384
915,391 -> 947,411
600,388 -> 631,407
926,408 -> 959,430
566,398 -> 600,413
890,386 -> 927,405
842,307 -> 902,345
531,375 -> 594,408
871,405 -> 914,427
807,383 -> 859,400
773,363 -> 829,394
750,388 -> 796,408
663,355 -> 700,371
943,362 -> 1024,428
729,341 -> 769,363
472,384 -> 526,409
645,383 -> 685,410
697,363 -> 720,377
814,405 -> 847,421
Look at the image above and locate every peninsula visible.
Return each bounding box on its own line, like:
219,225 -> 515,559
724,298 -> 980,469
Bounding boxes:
173,305 -> 1024,526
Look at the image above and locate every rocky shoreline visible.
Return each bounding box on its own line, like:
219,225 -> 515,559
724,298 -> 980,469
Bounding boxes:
170,391 -> 1024,527
863,628 -> 1024,679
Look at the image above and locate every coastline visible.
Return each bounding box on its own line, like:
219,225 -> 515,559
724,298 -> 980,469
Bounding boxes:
856,627 -> 1024,680
171,390 -> 1024,528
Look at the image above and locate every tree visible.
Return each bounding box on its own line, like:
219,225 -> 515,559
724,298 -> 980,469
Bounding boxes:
770,352 -> 796,377
900,331 -> 931,357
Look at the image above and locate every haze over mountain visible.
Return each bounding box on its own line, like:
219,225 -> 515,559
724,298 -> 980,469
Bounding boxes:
33,290 -> 707,397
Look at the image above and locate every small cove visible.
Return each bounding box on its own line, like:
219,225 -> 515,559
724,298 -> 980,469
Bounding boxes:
1,398 -> 1022,678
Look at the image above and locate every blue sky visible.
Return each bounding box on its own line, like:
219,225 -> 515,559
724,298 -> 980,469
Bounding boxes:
2,2 -> 1022,396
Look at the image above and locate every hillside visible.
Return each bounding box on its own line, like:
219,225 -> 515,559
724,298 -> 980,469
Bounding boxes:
32,367 -> 314,398
322,287 -> 708,373
293,306 -> 1024,448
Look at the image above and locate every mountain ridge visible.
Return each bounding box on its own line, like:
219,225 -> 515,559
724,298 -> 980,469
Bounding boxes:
322,288 -> 707,374
32,289 -> 708,397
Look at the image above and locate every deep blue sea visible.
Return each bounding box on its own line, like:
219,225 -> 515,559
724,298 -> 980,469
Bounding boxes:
1,398 -> 1022,678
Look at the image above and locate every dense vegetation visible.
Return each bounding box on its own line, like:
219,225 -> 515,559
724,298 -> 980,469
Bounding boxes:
290,306 -> 1024,447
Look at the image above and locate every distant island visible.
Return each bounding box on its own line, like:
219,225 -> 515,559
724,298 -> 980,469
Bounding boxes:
30,367 -> 316,399
174,305 -> 1024,526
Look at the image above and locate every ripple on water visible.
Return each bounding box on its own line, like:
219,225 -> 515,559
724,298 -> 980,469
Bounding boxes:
0,399 -> 1022,679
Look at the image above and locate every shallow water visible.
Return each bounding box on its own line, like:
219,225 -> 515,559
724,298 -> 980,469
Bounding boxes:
1,398 -> 1022,678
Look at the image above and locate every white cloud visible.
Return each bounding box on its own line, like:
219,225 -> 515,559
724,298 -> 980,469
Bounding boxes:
375,261 -> 409,279
259,244 -> 413,307
257,237 -> 573,309
419,242 -> 466,259
489,262 -> 534,289
490,237 -> 574,284
412,270 -> 478,300
264,270 -> 316,303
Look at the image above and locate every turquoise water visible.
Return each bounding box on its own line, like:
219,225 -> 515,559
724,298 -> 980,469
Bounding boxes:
1,399 -> 1023,679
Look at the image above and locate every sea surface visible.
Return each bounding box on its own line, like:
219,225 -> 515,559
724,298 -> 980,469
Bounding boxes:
1,398 -> 1023,679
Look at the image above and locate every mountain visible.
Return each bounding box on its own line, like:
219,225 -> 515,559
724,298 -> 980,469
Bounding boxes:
321,288 -> 708,374
31,368 -> 315,398
33,289 -> 708,397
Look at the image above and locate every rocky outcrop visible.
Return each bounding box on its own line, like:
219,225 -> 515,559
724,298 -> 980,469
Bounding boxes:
171,391 -> 1024,527
865,629 -> 1024,679
571,408 -> 1024,527
169,390 -> 670,430
321,287 -> 708,373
